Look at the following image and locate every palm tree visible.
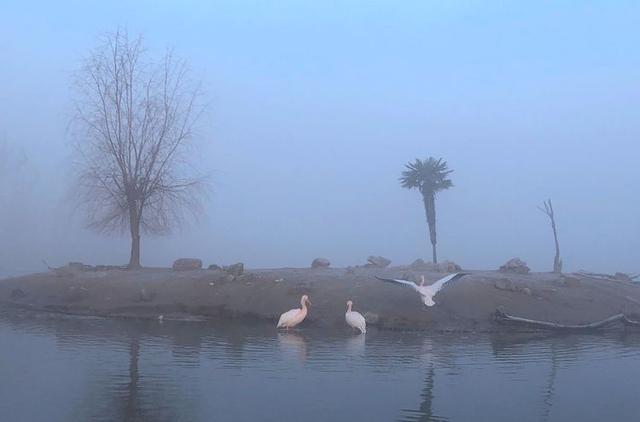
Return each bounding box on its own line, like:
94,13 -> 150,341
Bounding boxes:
400,157 -> 453,264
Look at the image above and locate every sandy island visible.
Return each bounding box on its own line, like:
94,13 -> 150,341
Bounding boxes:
2,266 -> 640,332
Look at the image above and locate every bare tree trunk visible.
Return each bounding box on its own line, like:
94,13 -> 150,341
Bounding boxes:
551,217 -> 561,273
423,193 -> 438,264
128,204 -> 141,269
129,233 -> 140,269
539,199 -> 562,273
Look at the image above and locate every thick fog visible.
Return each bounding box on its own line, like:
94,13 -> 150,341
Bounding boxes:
1,1 -> 638,277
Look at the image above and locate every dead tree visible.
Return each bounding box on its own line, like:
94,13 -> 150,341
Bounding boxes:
72,30 -> 206,269
538,199 -> 562,273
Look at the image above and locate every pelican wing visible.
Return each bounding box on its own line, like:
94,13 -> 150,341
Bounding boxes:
277,308 -> 300,328
428,272 -> 469,295
375,276 -> 419,291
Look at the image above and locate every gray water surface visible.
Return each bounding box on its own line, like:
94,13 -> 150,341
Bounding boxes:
1,310 -> 640,422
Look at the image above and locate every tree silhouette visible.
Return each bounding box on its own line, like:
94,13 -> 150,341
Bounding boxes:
400,157 -> 453,264
72,30 -> 206,268
538,199 -> 562,273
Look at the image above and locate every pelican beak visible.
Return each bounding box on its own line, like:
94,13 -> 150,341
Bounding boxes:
306,298 -> 312,306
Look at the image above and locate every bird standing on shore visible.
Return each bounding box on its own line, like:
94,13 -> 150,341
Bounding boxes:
345,300 -> 366,334
277,295 -> 312,330
375,273 -> 468,307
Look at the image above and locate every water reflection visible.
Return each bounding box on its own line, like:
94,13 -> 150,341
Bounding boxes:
278,332 -> 308,364
541,341 -> 558,422
123,337 -> 141,421
2,310 -> 640,422
345,332 -> 365,356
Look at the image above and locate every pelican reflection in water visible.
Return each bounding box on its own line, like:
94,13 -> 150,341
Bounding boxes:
277,332 -> 308,364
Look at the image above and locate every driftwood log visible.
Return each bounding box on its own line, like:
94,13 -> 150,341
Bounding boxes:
494,309 -> 640,331
575,270 -> 639,282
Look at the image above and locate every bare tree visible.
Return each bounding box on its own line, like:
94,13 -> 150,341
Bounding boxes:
72,30 -> 206,269
538,199 -> 562,273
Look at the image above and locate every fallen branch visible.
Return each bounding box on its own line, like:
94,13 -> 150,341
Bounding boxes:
575,270 -> 639,282
494,309 -> 640,330
622,315 -> 640,327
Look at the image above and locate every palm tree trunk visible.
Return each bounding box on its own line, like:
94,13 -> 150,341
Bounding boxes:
422,193 -> 438,264
432,241 -> 437,264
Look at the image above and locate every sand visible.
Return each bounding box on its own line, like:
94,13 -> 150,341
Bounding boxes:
2,266 -> 640,332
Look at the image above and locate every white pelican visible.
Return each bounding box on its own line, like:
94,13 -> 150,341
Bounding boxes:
345,300 -> 366,334
375,272 -> 468,307
277,295 -> 311,329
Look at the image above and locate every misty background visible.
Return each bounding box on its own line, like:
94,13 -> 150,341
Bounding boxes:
1,1 -> 638,277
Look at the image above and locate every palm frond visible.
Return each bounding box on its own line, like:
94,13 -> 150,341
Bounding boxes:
399,157 -> 454,194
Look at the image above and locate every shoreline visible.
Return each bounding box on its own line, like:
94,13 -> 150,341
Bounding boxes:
2,266 -> 640,332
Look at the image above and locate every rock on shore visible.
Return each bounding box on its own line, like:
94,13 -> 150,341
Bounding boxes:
172,258 -> 203,271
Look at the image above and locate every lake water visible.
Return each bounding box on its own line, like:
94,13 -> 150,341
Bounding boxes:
2,310 -> 640,422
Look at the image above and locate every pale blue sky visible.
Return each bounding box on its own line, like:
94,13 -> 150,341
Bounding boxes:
1,1 -> 639,275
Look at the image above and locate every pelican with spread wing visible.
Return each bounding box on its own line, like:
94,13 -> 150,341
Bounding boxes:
375,273 -> 468,307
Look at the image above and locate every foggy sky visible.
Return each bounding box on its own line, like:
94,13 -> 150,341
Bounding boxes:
1,1 -> 639,277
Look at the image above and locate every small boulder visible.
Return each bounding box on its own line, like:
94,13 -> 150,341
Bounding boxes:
172,258 -> 203,271
68,262 -> 92,271
224,262 -> 244,276
499,258 -> 530,274
521,287 -> 532,296
410,258 -> 427,269
401,272 -> 421,283
410,259 -> 436,271
494,278 -> 517,291
436,260 -> 462,273
366,256 -> 392,268
311,258 -> 331,269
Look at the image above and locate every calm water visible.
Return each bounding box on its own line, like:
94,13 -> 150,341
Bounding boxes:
2,311 -> 640,422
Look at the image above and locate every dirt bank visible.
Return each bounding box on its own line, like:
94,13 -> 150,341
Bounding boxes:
2,266 -> 640,332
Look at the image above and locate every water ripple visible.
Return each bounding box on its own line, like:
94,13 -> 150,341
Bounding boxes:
2,312 -> 640,422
